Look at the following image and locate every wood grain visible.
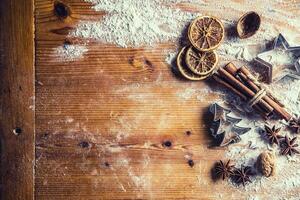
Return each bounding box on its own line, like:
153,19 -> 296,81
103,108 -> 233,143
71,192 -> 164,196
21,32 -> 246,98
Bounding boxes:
34,0 -> 300,199
0,0 -> 35,199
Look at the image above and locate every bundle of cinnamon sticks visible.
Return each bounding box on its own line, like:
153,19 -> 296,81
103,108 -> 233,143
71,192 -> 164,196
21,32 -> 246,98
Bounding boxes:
213,63 -> 292,121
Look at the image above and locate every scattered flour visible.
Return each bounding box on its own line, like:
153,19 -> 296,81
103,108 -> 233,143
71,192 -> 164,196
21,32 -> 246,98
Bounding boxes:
222,76 -> 300,199
212,0 -> 300,64
259,49 -> 295,66
54,0 -> 300,63
49,0 -> 300,198
65,117 -> 74,123
177,88 -> 198,100
247,196 -> 260,200
128,167 -> 148,188
115,158 -> 130,168
177,87 -> 220,101
72,0 -> 199,47
270,77 -> 300,114
165,51 -> 177,65
55,44 -> 88,61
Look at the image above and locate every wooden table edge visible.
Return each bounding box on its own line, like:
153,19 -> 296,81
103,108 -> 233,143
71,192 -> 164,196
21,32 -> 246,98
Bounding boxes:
0,0 -> 35,199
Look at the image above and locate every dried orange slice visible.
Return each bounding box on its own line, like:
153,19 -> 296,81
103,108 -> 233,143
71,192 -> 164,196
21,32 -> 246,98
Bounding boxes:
177,46 -> 211,81
188,16 -> 224,51
185,46 -> 218,75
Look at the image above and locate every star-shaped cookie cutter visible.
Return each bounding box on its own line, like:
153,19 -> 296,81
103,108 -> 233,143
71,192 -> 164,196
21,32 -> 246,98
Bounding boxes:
254,34 -> 300,83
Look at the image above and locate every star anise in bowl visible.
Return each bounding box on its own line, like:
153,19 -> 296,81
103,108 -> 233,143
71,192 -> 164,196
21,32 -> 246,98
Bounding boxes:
289,117 -> 300,134
232,166 -> 254,186
280,135 -> 300,156
264,125 -> 284,145
213,160 -> 235,180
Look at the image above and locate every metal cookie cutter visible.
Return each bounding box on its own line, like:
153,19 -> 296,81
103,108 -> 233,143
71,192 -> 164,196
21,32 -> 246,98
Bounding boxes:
209,103 -> 251,147
254,34 -> 300,83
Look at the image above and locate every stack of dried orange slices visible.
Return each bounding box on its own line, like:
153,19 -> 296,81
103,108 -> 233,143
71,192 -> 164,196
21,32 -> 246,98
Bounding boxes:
177,16 -> 225,80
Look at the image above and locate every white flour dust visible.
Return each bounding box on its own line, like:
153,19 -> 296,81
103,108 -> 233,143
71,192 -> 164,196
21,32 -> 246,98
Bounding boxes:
165,51 -> 177,65
72,0 -> 200,47
176,87 -> 219,101
221,76 -> 300,199
54,44 -> 88,61
259,49 -> 295,66
49,0 -> 300,198
53,0 -> 300,63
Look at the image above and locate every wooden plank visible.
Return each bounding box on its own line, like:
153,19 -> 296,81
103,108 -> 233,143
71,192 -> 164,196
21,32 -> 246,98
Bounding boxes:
34,0 -> 300,199
0,0 -> 35,199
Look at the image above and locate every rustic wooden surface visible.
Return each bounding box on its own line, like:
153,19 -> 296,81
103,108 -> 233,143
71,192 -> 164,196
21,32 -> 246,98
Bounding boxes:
34,0 -> 300,199
0,0 -> 35,199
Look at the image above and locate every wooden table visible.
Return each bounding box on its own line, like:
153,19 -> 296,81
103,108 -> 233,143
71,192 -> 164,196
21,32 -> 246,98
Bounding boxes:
1,0 -> 299,199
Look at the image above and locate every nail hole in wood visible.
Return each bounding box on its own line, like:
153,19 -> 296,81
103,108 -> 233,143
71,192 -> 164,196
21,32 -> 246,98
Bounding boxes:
13,127 -> 22,136
144,59 -> 153,68
63,39 -> 72,46
104,162 -> 110,167
54,1 -> 70,19
128,56 -> 134,65
162,140 -> 172,148
78,141 -> 90,148
63,40 -> 72,50
42,132 -> 49,139
187,159 -> 194,168
186,130 -> 192,136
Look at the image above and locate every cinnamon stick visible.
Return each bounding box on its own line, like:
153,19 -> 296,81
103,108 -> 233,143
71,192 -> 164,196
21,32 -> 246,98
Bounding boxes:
212,74 -> 267,117
218,66 -> 274,115
237,66 -> 292,121
212,74 -> 247,100
237,66 -> 284,107
223,63 -> 291,121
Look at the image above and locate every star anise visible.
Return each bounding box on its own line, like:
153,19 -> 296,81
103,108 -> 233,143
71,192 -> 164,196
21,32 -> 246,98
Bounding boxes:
232,166 -> 253,186
289,117 -> 300,134
280,135 -> 300,156
214,160 -> 235,180
264,125 -> 284,145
